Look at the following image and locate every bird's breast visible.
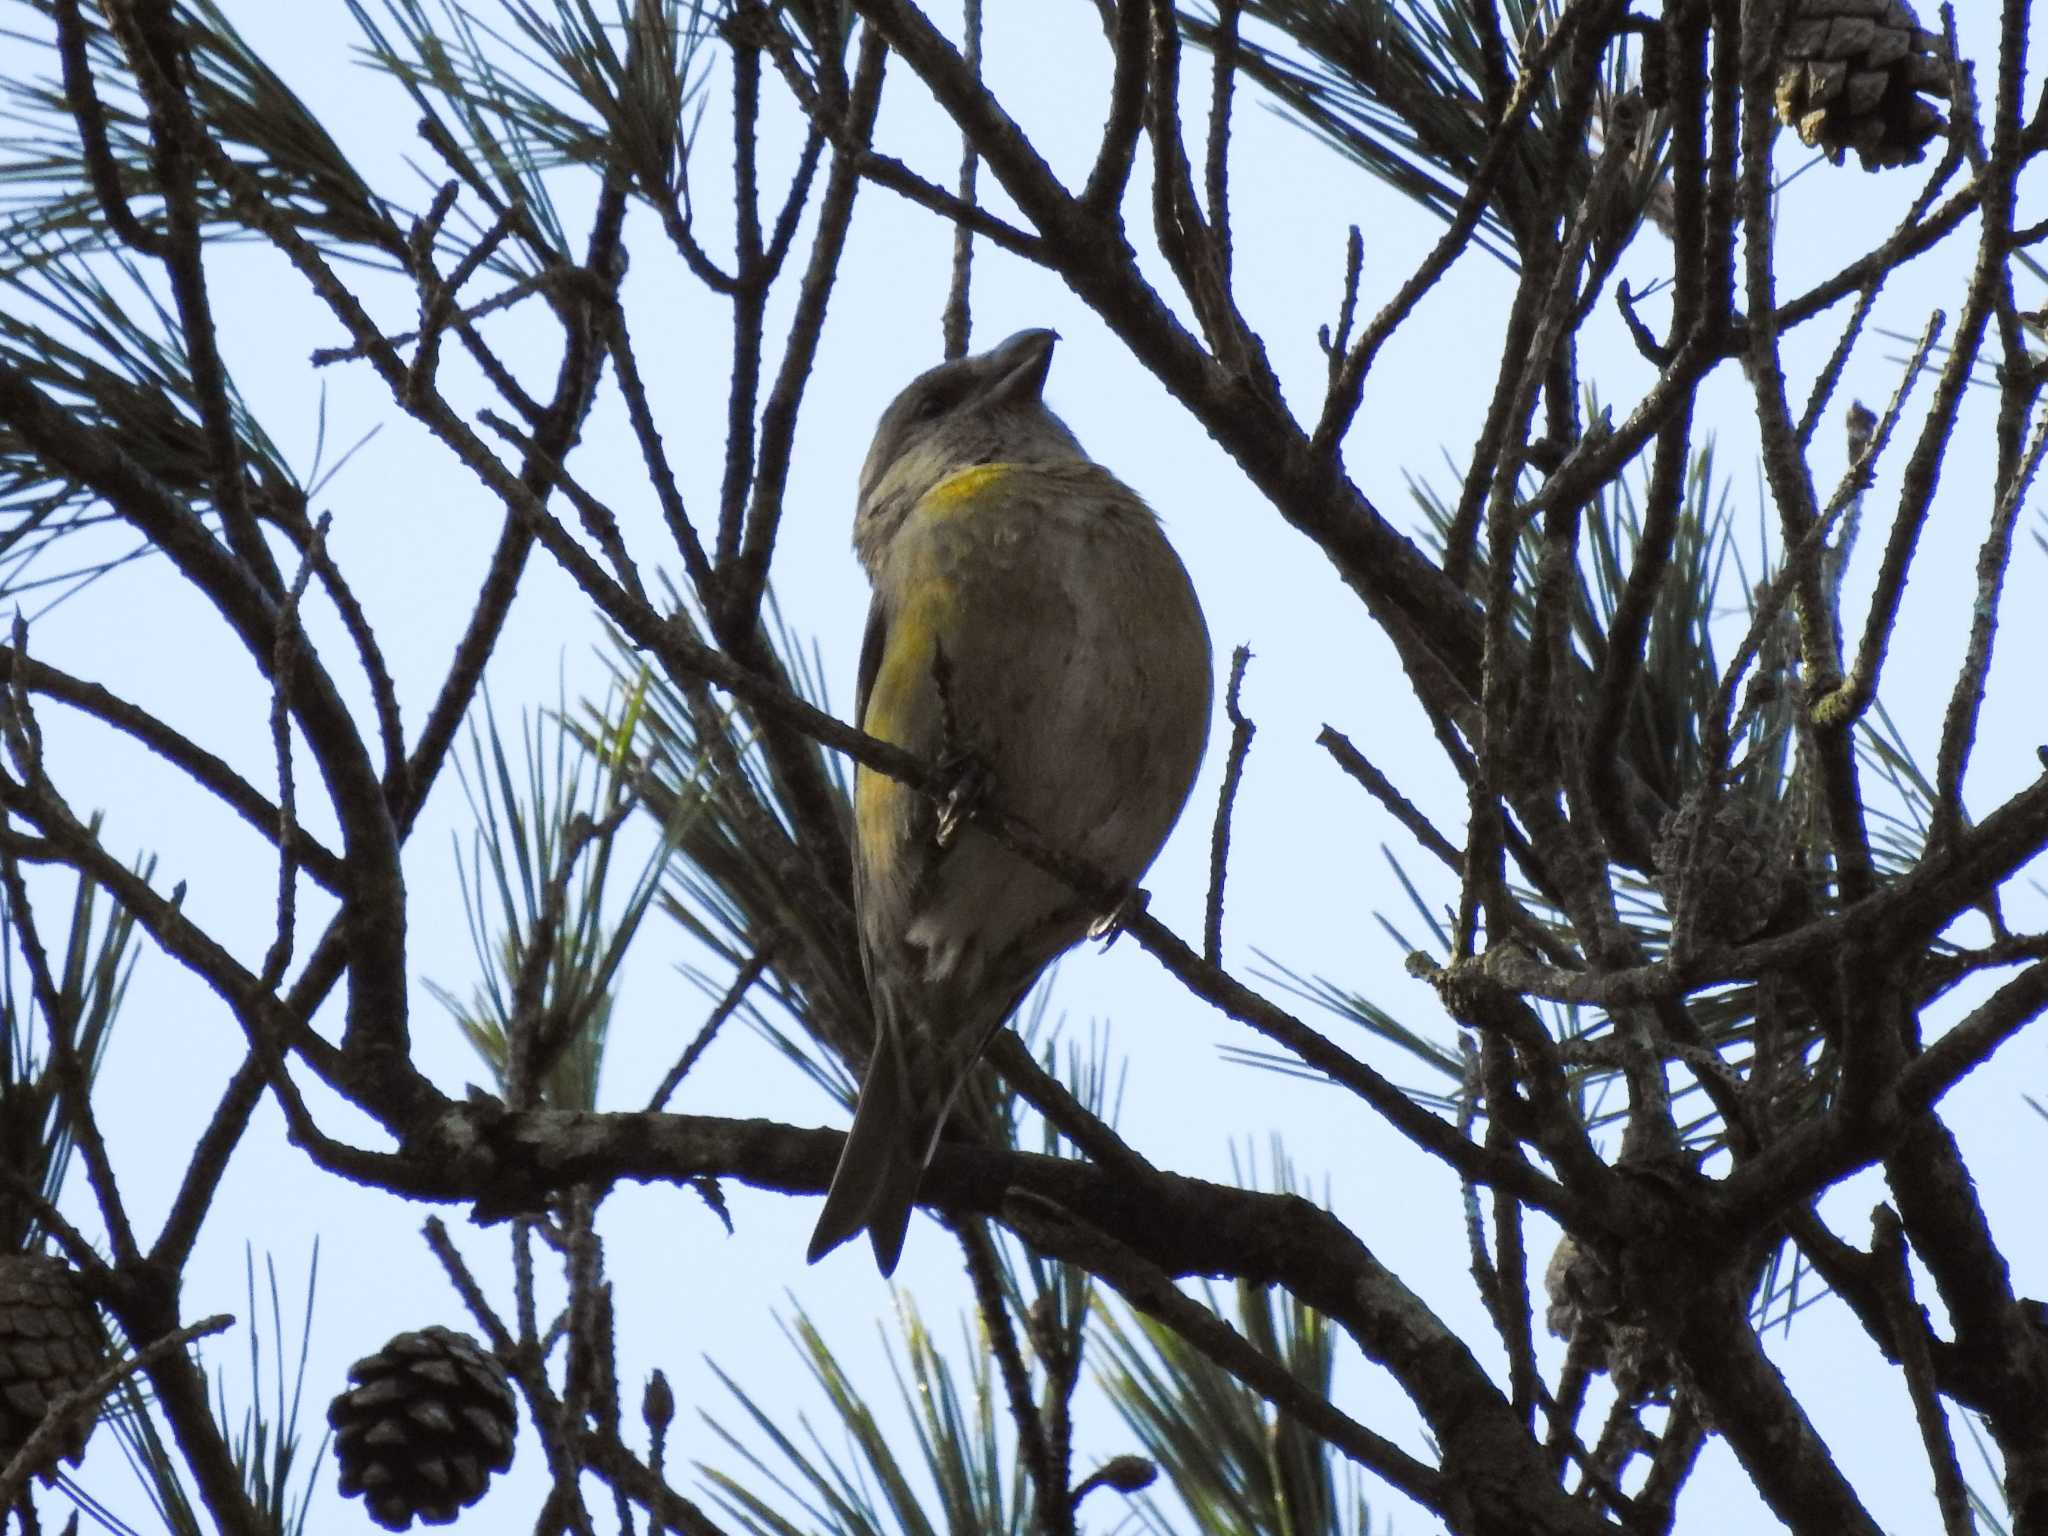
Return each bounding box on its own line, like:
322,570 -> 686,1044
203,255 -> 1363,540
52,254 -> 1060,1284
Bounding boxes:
862,459 -> 1207,868
919,462 -> 1018,517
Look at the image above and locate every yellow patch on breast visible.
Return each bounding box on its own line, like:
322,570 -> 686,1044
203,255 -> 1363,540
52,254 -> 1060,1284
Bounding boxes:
921,462 -> 1017,516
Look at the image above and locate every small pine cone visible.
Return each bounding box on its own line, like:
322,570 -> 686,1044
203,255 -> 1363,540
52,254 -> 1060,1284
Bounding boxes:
0,1254 -> 109,1484
1086,1455 -> 1158,1495
1544,1235 -> 1620,1347
329,1326 -> 516,1531
1655,791 -> 1795,943
1772,0 -> 1951,170
1544,1239 -> 1677,1401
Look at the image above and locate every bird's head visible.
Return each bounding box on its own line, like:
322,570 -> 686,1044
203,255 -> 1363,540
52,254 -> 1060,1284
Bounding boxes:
854,329 -> 1085,567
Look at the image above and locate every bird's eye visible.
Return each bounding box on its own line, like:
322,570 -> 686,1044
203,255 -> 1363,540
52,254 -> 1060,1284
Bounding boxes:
914,390 -> 949,422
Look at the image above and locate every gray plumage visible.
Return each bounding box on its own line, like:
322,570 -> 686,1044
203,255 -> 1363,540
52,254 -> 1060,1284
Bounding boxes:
807,329 -> 1212,1273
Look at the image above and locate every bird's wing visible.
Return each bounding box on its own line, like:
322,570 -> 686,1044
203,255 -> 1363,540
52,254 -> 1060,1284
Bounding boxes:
827,587 -> 954,1272
854,597 -> 887,732
850,550 -> 963,924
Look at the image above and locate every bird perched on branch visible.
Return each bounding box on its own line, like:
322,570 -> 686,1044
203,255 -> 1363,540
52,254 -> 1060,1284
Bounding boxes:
808,328 -> 1212,1274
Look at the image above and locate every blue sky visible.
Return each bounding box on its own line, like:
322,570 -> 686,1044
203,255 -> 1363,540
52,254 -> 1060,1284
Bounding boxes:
4,2 -> 2045,1531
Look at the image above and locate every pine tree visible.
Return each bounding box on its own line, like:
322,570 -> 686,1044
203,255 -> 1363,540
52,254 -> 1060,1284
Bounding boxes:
0,2 -> 2044,1533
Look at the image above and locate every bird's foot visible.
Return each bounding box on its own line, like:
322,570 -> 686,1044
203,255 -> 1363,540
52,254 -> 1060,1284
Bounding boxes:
1088,882 -> 1147,946
934,751 -> 990,849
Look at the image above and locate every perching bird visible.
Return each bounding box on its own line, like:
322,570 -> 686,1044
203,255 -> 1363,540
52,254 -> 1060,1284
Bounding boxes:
807,328 -> 1212,1273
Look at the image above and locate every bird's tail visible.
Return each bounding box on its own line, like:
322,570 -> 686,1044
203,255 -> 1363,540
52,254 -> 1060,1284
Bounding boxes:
807,1043 -> 927,1274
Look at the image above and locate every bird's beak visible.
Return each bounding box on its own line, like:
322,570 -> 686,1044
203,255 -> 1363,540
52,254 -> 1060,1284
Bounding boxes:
980,328 -> 1058,407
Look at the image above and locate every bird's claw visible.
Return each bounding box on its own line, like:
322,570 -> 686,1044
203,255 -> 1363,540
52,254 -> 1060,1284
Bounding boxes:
935,752 -> 990,849
1088,883 -> 1147,946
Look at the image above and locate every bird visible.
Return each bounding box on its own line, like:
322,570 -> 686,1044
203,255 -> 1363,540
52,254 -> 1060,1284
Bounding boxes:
807,328 -> 1212,1274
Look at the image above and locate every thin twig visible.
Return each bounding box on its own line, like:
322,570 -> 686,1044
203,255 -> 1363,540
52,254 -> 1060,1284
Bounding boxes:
477,409 -> 647,607
1479,1035 -> 1538,1425
953,1221 -> 1068,1536
1322,0 -> 1605,463
985,1033 -> 1157,1186
52,0 -> 163,255
1635,1392 -> 1708,1535
1812,32 -> 2012,739
763,124 -> 829,279
578,1427 -> 731,1536
270,497 -> 409,791
561,1195 -> 612,1457
1132,916 -> 1584,1220
1081,0 -> 1147,212
261,514 -> 329,991
1203,645 -> 1253,965
728,29 -> 890,630
1871,1206 -> 1975,1536
422,1216 -> 519,1357
655,182 -> 736,293
403,181 -> 462,401
424,1216 -> 595,1536
1143,0 -> 1242,369
503,799 -> 635,1108
1898,956 -> 2048,1117
1456,1038 -> 1503,1352
313,264 -> 554,367
1545,1333 -> 1597,1475
0,1166 -> 104,1279
647,947 -> 775,1112
0,648 -> 345,888
1004,1197 -> 1447,1510
1698,312 -> 1944,826
1319,227 -> 1364,386
606,309 -> 717,597
1202,0 -> 1239,293
1317,727 -> 1461,871
716,6 -> 768,577
941,0 -> 982,360
103,0 -> 279,595
1796,282 -> 1883,449
1931,400 -> 2048,844
150,1056 -> 267,1272
0,763 -> 140,1270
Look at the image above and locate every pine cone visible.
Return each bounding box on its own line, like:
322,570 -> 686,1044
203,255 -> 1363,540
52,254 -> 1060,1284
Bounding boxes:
1655,791 -> 1797,943
1544,1235 -> 1620,1345
329,1326 -> 516,1530
1772,0 -> 1951,170
1544,1237 -> 1675,1402
0,1254 -> 109,1484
